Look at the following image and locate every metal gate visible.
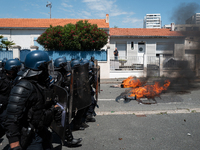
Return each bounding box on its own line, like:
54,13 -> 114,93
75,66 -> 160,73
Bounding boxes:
147,56 -> 159,77
0,50 -> 13,61
20,49 -> 31,62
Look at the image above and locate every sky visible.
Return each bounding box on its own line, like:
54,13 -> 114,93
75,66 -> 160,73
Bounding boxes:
0,0 -> 200,28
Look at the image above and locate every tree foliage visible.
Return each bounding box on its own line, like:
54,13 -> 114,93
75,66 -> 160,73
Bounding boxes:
36,20 -> 109,51
0,35 -> 15,50
0,35 -> 3,49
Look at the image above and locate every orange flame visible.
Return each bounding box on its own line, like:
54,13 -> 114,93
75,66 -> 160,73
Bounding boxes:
129,80 -> 171,99
122,76 -> 144,88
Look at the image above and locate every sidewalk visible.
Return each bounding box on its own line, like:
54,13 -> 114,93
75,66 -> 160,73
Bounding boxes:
100,76 -> 200,84
100,78 -> 126,84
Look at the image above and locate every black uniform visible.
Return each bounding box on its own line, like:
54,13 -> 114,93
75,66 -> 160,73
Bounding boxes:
5,78 -> 55,150
0,72 -> 13,138
84,67 -> 97,122
54,67 -> 82,145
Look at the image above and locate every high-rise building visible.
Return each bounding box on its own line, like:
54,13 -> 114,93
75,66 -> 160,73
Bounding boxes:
143,14 -> 161,28
186,13 -> 200,24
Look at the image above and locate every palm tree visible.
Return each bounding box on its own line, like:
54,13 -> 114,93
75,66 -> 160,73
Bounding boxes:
1,40 -> 15,51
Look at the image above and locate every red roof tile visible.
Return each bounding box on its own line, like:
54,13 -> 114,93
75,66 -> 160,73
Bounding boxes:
110,28 -> 183,37
0,18 -> 109,28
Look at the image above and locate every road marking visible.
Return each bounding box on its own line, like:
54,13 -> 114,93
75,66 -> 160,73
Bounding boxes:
98,99 -> 184,104
96,108 -> 200,115
98,99 -> 116,101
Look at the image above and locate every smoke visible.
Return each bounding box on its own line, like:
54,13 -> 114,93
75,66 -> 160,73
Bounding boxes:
170,2 -> 200,24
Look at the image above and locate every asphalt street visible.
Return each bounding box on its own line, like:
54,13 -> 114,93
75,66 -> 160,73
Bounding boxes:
1,80 -> 200,150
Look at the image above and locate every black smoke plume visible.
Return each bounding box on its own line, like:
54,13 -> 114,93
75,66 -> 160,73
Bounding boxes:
171,2 -> 200,24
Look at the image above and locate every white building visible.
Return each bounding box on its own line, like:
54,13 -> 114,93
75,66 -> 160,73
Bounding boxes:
0,15 -> 189,79
143,14 -> 161,28
186,13 -> 200,24
109,27 -> 185,78
0,16 -> 109,50
0,15 -> 110,78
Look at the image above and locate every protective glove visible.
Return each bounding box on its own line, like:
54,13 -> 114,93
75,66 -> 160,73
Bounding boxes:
54,106 -> 63,125
10,146 -> 22,150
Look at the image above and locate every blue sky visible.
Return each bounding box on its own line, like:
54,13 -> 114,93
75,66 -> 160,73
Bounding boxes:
0,0 -> 200,28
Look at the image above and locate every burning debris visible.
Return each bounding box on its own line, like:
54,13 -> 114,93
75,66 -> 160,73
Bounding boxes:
121,76 -> 145,88
116,76 -> 171,104
127,80 -> 170,99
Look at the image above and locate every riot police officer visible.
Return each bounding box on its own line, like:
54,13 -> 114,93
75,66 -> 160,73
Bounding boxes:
53,56 -> 82,146
70,59 -> 90,130
1,58 -> 8,67
0,58 -> 8,75
0,59 -> 21,139
4,50 -> 61,150
84,60 -> 97,122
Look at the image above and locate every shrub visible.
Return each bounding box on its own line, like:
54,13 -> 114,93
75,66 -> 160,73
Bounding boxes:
37,20 -> 109,51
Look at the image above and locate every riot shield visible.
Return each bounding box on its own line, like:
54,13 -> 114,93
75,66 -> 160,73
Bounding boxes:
68,69 -> 73,124
93,59 -> 100,103
97,65 -> 100,100
72,63 -> 91,110
50,84 -> 68,145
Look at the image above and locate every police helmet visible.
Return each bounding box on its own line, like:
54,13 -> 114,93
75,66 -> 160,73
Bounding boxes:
24,50 -> 50,71
54,56 -> 67,69
80,58 -> 89,65
71,59 -> 80,68
4,59 -> 21,71
89,61 -> 95,69
19,50 -> 50,78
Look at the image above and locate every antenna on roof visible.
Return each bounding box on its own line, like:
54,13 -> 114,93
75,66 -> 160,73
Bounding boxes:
46,1 -> 52,19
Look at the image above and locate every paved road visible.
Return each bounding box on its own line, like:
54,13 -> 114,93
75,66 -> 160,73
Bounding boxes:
1,82 -> 200,150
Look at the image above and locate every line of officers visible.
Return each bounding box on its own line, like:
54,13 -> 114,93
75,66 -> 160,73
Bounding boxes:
0,50 -> 99,150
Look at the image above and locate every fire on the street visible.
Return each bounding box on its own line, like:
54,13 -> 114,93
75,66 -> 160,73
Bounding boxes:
122,77 -> 171,99
121,76 -> 145,88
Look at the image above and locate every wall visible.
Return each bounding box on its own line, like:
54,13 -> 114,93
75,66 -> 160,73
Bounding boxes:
109,37 -> 185,58
0,29 -> 45,49
174,39 -> 185,58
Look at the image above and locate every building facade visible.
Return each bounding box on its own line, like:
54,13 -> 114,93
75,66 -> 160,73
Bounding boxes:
0,15 -> 110,78
143,14 -> 161,28
109,28 -> 184,59
186,13 -> 200,24
0,16 -> 109,50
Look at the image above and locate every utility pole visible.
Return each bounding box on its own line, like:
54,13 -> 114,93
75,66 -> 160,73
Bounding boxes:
46,1 -> 52,19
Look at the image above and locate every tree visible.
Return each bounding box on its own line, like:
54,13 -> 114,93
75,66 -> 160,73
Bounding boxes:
37,20 -> 109,51
0,35 -> 15,51
1,40 -> 15,51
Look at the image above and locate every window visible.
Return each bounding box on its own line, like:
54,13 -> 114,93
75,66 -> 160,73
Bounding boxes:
186,27 -> 192,31
193,27 -> 199,31
1,37 -> 8,50
131,42 -> 134,50
156,42 -> 174,51
34,37 -> 45,50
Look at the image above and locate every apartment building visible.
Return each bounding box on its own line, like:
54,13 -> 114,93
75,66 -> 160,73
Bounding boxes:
143,14 -> 161,28
186,13 -> 200,24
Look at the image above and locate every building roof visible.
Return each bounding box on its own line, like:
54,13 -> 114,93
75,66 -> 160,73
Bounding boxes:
0,18 -> 109,28
110,28 -> 184,37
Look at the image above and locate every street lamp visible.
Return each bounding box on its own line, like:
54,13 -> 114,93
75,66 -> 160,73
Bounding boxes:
46,1 -> 52,19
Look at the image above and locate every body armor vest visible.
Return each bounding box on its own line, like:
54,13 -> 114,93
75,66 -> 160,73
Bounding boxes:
27,80 -> 56,129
